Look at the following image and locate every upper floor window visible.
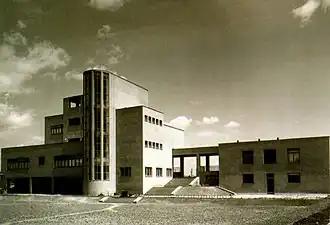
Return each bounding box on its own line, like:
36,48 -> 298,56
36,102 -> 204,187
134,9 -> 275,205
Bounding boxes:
242,150 -> 254,164
68,138 -> 81,142
51,124 -> 63,135
7,157 -> 30,170
144,115 -> 163,127
69,117 -> 81,126
69,97 -> 81,108
287,148 -> 300,164
38,156 -> 45,166
264,149 -> 277,164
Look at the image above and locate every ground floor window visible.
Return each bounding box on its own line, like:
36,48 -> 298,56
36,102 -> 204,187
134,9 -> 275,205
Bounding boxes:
242,173 -> 254,184
288,173 -> 300,183
145,167 -> 152,177
120,167 -> 131,177
166,168 -> 172,177
156,168 -> 163,177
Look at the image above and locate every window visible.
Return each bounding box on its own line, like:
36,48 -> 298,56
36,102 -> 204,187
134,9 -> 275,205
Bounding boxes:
156,168 -> 163,177
160,144 -> 163,150
148,116 -> 152,123
242,150 -> 254,164
288,148 -> 300,164
68,118 -> 81,126
242,174 -> 254,184
94,165 -> 101,180
160,120 -> 163,126
7,158 -> 29,170
51,124 -> 63,135
264,149 -> 277,164
152,142 -> 156,149
103,163 -> 109,180
166,168 -> 172,177
68,138 -> 80,142
288,173 -> 301,183
145,140 -> 148,148
152,118 -> 156,124
148,141 -> 152,148
38,156 -> 45,166
69,97 -> 81,108
144,115 -> 148,122
145,167 -> 152,177
156,143 -> 159,149
156,119 -> 159,125
120,167 -> 131,177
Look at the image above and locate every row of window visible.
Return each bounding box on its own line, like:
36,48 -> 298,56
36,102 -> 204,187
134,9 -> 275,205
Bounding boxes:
50,118 -> 81,136
119,167 -> 173,177
94,164 -> 109,180
242,173 -> 301,184
144,115 -> 163,126
144,141 -> 163,150
51,125 -> 63,135
242,148 -> 300,165
54,158 -> 83,168
7,156 -> 83,170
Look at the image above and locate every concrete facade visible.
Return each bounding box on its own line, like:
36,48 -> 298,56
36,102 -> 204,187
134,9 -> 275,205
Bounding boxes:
219,137 -> 330,194
1,142 -> 84,194
1,68 -> 182,196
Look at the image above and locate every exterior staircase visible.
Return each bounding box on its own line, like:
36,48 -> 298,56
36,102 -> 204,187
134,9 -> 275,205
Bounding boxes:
145,177 -> 196,196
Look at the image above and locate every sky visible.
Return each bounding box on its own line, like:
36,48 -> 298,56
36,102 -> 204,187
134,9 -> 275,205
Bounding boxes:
1,0 -> 330,150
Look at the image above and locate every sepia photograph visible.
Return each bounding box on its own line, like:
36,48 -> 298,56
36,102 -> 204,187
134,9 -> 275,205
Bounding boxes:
1,0 -> 330,224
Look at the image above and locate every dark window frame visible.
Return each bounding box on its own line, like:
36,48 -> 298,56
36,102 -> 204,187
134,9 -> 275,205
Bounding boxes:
242,173 -> 254,184
145,167 -> 152,177
288,173 -> 301,183
38,156 -> 45,166
264,149 -> 277,164
242,150 -> 254,164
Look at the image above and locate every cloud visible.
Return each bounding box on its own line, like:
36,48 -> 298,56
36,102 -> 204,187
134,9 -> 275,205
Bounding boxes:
65,70 -> 82,81
196,116 -> 219,125
0,102 -> 34,134
17,20 -> 27,29
97,25 -> 115,40
224,121 -> 240,128
168,116 -> 192,130
196,131 -> 220,137
88,0 -> 126,11
292,0 -> 330,26
0,28 -> 71,94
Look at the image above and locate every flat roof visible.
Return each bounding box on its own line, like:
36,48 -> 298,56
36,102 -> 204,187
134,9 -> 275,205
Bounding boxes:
2,141 -> 82,152
83,69 -> 148,92
116,105 -> 163,114
219,135 -> 330,146
45,114 -> 63,119
164,123 -> 184,132
63,94 -> 83,100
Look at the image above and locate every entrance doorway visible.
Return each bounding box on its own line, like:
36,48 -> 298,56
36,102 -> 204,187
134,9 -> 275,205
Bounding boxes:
266,173 -> 275,194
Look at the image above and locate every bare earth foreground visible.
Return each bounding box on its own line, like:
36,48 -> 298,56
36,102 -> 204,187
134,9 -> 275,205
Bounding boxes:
0,195 -> 329,225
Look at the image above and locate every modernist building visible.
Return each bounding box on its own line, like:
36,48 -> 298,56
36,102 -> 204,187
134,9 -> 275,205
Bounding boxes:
1,69 -> 184,196
173,136 -> 330,194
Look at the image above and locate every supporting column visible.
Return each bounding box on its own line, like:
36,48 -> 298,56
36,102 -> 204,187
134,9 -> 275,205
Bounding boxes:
51,177 -> 54,194
206,155 -> 210,172
196,154 -> 200,177
180,156 -> 184,178
29,177 -> 33,194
